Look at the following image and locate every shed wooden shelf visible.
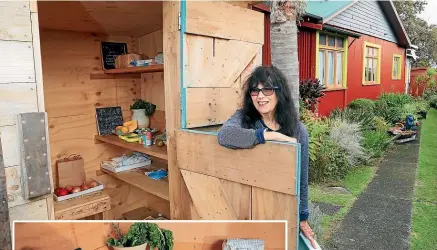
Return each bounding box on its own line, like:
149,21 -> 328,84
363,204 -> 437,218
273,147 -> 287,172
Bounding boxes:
100,162 -> 169,201
90,64 -> 164,79
95,134 -> 168,160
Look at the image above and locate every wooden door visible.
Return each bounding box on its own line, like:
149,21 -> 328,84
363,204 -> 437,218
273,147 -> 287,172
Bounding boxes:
173,2 -> 302,250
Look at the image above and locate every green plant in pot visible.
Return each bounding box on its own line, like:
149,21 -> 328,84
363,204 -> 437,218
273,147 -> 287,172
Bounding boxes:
130,99 -> 156,129
107,222 -> 174,250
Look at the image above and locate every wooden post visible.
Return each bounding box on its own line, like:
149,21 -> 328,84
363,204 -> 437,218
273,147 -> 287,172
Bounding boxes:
0,136 -> 12,250
163,1 -> 197,220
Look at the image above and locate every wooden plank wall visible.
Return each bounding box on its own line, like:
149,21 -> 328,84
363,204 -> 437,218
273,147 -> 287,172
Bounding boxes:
14,221 -> 286,250
139,29 -> 166,132
0,1 -> 53,225
39,28 -> 169,219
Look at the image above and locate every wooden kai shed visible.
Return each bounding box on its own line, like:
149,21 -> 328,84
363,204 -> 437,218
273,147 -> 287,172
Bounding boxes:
0,1 -> 304,249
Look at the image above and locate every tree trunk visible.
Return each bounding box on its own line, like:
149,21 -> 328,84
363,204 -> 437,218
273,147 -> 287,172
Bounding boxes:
268,0 -> 301,113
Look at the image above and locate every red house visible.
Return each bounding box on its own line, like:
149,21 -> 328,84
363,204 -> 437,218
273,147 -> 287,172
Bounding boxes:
298,0 -> 415,116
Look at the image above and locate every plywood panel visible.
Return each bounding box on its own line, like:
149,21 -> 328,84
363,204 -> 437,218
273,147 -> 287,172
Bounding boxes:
38,1 -> 163,37
181,170 -> 237,220
220,179 -> 251,220
0,125 -> 20,167
186,1 -> 264,44
4,165 -> 28,208
185,35 -> 262,88
9,198 -> 49,222
116,79 -> 141,112
176,131 -> 297,195
252,188 -> 298,250
48,113 -> 128,180
185,87 -> 242,127
0,83 -> 38,126
14,221 -> 286,250
40,30 -> 139,118
0,41 -> 35,83
14,222 -> 78,250
141,72 -> 165,111
0,2 -> 31,41
139,29 -> 163,58
95,174 -> 170,220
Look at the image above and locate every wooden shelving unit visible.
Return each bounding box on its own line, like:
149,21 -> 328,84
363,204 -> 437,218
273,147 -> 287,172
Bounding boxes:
95,134 -> 169,201
95,135 -> 168,160
100,162 -> 169,201
90,64 -> 164,79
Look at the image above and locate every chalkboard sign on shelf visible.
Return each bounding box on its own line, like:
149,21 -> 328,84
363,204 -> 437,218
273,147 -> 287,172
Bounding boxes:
101,42 -> 127,70
95,107 -> 124,136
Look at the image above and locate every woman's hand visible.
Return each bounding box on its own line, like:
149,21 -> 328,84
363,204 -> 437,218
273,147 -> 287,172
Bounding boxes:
300,220 -> 317,249
264,131 -> 297,143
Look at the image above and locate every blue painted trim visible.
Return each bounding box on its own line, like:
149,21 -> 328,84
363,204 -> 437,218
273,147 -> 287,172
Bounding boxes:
296,142 -> 302,248
180,0 -> 187,128
179,128 -> 218,136
299,232 -> 322,250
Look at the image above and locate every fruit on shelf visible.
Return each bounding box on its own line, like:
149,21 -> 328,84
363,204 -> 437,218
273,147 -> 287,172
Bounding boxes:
80,183 -> 89,191
56,188 -> 69,197
123,120 -> 138,132
115,125 -> 129,135
65,185 -> 74,193
71,186 -> 81,193
118,133 -> 140,143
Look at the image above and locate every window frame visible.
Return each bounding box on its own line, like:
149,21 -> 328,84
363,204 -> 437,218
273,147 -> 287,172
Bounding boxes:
362,42 -> 382,85
392,54 -> 402,80
315,31 -> 348,91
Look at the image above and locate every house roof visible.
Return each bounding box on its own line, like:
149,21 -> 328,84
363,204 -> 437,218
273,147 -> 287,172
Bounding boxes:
305,0 -> 354,21
304,0 -> 411,47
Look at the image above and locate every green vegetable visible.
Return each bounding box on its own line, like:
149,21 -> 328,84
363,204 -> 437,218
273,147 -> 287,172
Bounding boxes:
106,222 -> 174,249
130,99 -> 156,116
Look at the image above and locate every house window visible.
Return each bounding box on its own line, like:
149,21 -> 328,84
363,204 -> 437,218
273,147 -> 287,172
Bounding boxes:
362,42 -> 381,85
392,54 -> 402,80
317,32 -> 347,90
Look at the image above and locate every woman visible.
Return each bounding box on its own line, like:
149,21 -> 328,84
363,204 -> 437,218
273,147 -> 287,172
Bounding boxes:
217,65 -> 316,248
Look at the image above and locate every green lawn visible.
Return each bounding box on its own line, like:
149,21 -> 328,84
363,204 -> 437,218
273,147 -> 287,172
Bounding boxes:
411,108 -> 437,250
309,165 -> 377,242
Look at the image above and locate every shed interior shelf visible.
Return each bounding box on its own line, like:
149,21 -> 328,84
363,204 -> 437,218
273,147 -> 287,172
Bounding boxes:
100,162 -> 169,201
95,135 -> 168,160
90,64 -> 164,79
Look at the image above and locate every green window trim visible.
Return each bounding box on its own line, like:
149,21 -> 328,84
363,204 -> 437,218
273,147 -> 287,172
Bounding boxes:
315,30 -> 348,90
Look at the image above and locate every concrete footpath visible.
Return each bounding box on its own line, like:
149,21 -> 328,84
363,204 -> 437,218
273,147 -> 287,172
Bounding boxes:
328,136 -> 420,250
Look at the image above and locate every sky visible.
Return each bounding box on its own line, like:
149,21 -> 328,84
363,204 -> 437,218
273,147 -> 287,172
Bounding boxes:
418,0 -> 437,25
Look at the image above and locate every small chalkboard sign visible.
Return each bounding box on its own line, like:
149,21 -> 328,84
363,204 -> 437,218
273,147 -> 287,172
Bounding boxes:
95,107 -> 124,135
101,42 -> 127,70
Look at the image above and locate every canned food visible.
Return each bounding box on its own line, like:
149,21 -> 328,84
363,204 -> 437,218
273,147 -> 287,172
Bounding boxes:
145,131 -> 153,146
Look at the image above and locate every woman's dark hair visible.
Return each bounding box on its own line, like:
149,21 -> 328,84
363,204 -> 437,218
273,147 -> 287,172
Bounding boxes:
241,65 -> 299,137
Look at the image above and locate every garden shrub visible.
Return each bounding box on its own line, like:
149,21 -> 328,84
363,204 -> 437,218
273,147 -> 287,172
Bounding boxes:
299,78 -> 326,111
348,98 -> 376,113
305,118 -> 330,164
374,100 -> 403,125
309,137 -> 351,183
378,92 -> 413,108
329,107 -> 374,131
429,95 -> 437,109
329,121 -> 368,166
373,116 -> 390,132
363,130 -> 392,158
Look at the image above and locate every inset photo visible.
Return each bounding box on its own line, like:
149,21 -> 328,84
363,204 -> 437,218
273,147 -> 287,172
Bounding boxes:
13,220 -> 287,250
